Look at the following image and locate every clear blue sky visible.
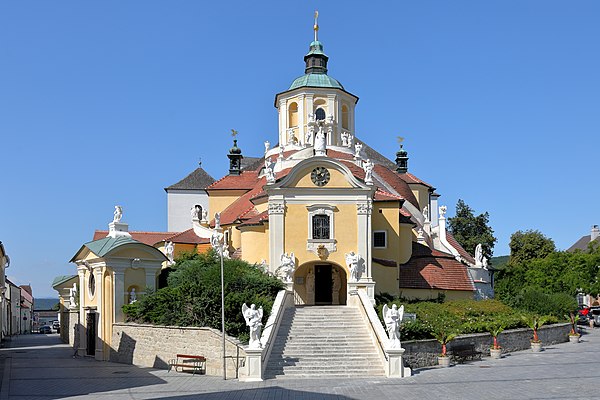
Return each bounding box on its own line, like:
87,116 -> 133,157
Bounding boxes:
1,1 -> 599,297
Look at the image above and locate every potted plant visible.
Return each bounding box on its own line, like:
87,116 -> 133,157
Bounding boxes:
487,321 -> 505,359
429,313 -> 459,367
567,312 -> 580,343
521,314 -> 549,352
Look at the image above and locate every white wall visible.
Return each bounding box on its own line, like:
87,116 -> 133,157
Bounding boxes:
167,190 -> 209,232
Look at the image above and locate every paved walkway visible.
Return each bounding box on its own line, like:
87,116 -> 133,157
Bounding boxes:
0,328 -> 599,400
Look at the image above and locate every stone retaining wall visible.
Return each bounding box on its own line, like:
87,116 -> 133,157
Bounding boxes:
402,323 -> 571,369
110,323 -> 246,378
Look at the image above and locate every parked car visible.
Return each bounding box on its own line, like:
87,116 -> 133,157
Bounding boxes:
590,307 -> 600,327
39,326 -> 52,334
52,321 -> 60,330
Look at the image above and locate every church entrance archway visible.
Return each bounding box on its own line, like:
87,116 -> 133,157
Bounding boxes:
295,262 -> 347,306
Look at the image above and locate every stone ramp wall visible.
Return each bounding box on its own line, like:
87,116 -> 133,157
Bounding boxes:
402,323 -> 571,368
110,323 -> 246,378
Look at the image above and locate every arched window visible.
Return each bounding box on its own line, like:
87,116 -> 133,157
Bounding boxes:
312,214 -> 330,239
315,108 -> 326,121
342,105 -> 349,129
288,102 -> 298,127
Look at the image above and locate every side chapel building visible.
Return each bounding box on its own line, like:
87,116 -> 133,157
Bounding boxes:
60,20 -> 492,361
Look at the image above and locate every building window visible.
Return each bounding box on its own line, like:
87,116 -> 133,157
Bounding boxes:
288,102 -> 298,127
88,273 -> 96,299
312,215 -> 330,239
315,108 -> 326,121
373,231 -> 387,248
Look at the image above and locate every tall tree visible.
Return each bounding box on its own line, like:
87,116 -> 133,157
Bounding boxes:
447,199 -> 497,259
508,229 -> 556,265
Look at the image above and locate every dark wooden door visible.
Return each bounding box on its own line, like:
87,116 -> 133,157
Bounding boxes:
86,311 -> 96,356
314,264 -> 332,304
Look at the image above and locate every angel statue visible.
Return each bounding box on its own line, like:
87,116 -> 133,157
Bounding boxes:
242,303 -> 263,349
214,212 -> 221,229
382,304 -> 404,349
164,241 -> 175,265
275,252 -> 295,283
69,283 -> 77,309
264,157 -> 276,184
345,252 -> 362,282
113,205 -> 123,223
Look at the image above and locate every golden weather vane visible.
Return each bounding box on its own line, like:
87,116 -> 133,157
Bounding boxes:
231,129 -> 238,138
314,10 -> 319,41
397,136 -> 404,145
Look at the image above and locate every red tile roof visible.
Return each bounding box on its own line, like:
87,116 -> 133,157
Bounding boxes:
445,232 -> 476,265
237,210 -> 269,228
372,165 -> 420,209
207,170 -> 260,190
217,178 -> 267,226
399,242 -> 475,292
397,172 -> 434,189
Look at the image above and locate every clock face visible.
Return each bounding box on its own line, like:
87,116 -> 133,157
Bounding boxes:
311,167 -> 330,187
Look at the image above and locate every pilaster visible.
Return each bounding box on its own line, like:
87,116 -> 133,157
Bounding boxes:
93,266 -> 104,361
113,269 -> 125,323
298,94 -> 305,145
327,94 -> 336,145
268,199 -> 285,274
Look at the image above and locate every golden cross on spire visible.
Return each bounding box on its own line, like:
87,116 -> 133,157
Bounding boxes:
313,10 -> 319,41
231,129 -> 238,138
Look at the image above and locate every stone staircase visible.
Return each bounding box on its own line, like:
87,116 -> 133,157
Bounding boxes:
265,305 -> 385,378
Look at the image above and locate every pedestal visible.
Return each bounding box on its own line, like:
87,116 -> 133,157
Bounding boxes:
385,348 -> 411,378
242,348 -> 264,382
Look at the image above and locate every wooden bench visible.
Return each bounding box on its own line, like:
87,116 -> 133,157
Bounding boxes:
449,344 -> 482,364
168,354 -> 206,375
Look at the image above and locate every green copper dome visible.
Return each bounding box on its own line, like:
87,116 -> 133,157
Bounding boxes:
289,73 -> 344,90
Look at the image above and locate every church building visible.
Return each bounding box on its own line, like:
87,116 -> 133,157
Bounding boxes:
58,16 -> 492,365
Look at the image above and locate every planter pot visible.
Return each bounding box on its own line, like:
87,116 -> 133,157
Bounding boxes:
531,341 -> 542,352
438,356 -> 451,367
490,348 -> 502,359
569,335 -> 580,344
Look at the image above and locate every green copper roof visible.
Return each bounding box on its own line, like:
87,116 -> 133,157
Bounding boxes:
83,236 -> 142,258
307,40 -> 325,56
52,274 -> 77,289
289,73 -> 344,90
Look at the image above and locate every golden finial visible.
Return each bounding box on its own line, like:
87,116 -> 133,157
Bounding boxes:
397,136 -> 404,145
231,129 -> 238,138
313,10 -> 319,41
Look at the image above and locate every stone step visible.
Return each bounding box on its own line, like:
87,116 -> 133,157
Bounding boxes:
265,367 -> 385,374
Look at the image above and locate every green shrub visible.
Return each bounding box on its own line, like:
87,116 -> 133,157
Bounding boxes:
511,288 -> 577,317
123,251 -> 284,342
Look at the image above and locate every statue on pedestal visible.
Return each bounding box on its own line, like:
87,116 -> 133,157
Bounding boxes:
69,283 -> 77,309
475,243 -> 489,269
345,252 -> 362,282
314,123 -> 326,156
264,158 -> 275,184
354,142 -> 363,160
129,288 -> 137,304
276,252 -> 295,283
383,304 -> 404,349
242,303 -> 263,349
113,206 -> 123,223
264,140 -> 270,154
201,209 -> 208,222
363,159 -> 374,185
214,212 -> 221,229
190,206 -> 200,220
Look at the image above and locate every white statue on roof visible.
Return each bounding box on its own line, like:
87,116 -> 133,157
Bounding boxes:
354,142 -> 363,160
265,157 -> 275,184
190,205 -> 200,220
165,241 -> 175,266
113,206 -> 123,223
423,205 -> 429,222
214,212 -> 221,229
439,205 -> 447,217
474,243 -> 489,269
264,140 -> 270,154
314,123 -> 326,156
201,208 -> 208,222
306,124 -> 314,145
363,159 -> 374,185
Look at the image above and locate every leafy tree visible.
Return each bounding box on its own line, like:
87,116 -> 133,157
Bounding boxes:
508,229 -> 556,265
447,199 -> 497,259
123,250 -> 284,342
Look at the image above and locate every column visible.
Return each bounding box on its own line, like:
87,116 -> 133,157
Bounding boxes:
93,266 -> 104,361
113,269 -> 125,323
76,267 -> 86,357
279,99 -> 287,146
356,200 -> 375,302
298,95 -> 305,145
327,94 -> 336,145
268,200 -> 285,276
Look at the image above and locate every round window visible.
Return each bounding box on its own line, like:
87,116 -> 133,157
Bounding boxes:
88,273 -> 96,298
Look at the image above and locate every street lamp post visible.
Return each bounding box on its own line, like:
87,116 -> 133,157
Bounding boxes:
211,213 -> 226,380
